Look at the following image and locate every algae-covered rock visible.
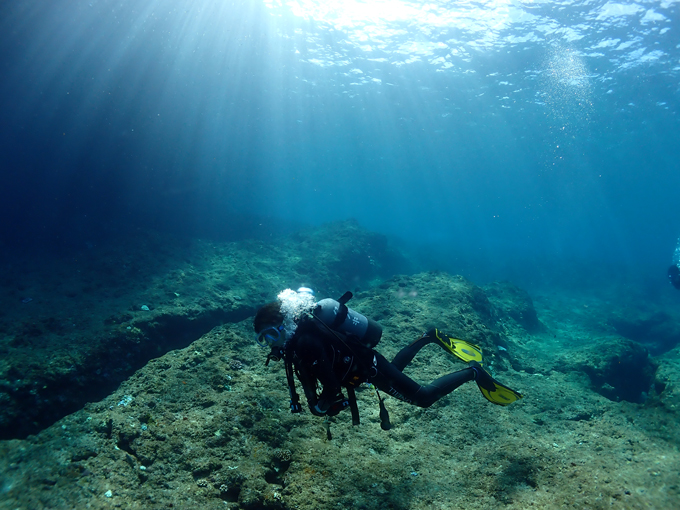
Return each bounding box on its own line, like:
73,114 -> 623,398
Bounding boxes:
654,346 -> 680,409
283,220 -> 408,294
0,220 -> 410,440
609,309 -> 680,355
556,336 -> 658,403
344,271 -> 538,378
358,272 -> 500,352
4,268 -> 680,509
484,281 -> 544,333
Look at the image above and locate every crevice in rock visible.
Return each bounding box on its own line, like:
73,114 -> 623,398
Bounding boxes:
580,347 -> 658,403
0,306 -> 254,440
610,311 -> 680,355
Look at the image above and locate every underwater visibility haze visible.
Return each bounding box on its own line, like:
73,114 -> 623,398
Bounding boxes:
2,1 -> 680,509
1,0 -> 679,284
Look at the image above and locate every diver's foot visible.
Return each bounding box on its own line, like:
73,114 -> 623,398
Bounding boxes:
469,361 -> 523,406
432,329 -> 483,364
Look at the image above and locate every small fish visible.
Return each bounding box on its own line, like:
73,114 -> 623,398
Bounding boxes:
21,297 -> 33,304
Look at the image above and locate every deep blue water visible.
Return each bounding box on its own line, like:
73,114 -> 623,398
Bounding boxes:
1,0 -> 679,290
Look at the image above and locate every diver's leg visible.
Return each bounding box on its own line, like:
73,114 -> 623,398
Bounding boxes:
371,353 -> 423,402
400,329 -> 484,366
421,369 -> 476,407
392,328 -> 482,370
371,353 -> 475,408
391,331 -> 436,371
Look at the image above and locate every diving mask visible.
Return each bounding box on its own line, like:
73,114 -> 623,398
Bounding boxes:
256,324 -> 286,348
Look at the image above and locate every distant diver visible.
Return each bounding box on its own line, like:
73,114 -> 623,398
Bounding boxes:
669,238 -> 680,289
253,288 -> 522,433
669,265 -> 680,290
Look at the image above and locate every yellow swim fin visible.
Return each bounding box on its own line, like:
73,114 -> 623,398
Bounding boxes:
432,329 -> 483,364
469,361 -> 523,406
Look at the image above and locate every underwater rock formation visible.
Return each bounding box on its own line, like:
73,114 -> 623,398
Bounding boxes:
484,281 -> 545,333
2,222 -> 680,509
0,221 -> 410,440
609,309 -> 680,355
557,336 -> 658,403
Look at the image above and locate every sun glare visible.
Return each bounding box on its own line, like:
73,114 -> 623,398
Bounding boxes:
265,0 -> 516,53
286,0 -> 423,26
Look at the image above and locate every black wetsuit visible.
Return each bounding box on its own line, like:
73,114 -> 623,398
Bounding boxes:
288,319 -> 475,414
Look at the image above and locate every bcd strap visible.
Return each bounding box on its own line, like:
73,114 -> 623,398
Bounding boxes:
284,344 -> 302,414
346,386 -> 360,426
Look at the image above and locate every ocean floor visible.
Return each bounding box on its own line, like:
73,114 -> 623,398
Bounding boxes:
1,222 -> 679,509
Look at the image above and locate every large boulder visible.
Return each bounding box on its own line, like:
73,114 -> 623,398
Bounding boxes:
609,309 -> 680,355
484,281 -> 544,333
555,336 -> 658,403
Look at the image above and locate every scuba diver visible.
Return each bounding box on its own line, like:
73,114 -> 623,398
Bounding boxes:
253,288 -> 523,431
669,265 -> 680,290
668,238 -> 680,289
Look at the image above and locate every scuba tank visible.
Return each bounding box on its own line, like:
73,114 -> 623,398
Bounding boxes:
314,292 -> 382,348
